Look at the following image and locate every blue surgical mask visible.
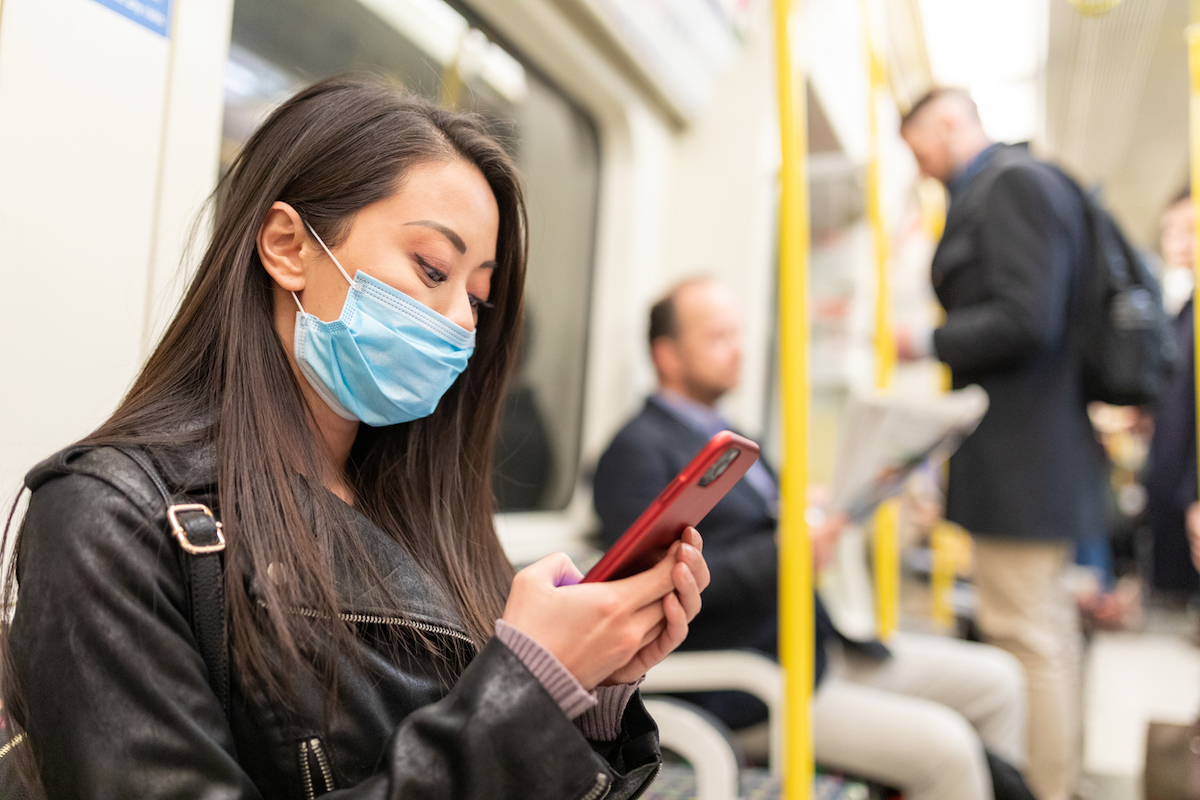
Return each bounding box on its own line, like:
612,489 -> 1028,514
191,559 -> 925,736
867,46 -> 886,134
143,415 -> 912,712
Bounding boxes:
290,224 -> 475,427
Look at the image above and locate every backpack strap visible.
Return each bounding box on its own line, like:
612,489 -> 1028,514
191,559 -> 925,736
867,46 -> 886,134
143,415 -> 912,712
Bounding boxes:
115,446 -> 230,719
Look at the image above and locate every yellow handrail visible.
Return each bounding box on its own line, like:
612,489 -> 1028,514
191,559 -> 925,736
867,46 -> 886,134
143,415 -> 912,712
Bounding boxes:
863,7 -> 900,641
1189,24 -> 1200,513
774,0 -> 814,796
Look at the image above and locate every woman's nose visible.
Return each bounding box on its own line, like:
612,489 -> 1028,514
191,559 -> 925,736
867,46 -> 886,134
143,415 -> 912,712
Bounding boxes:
445,288 -> 477,333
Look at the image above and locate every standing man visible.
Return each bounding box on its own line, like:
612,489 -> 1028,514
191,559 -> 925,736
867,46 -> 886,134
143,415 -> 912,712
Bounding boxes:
899,88 -> 1104,800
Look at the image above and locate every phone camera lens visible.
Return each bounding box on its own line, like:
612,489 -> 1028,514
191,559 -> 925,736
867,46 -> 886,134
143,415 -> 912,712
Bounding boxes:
699,448 -> 740,487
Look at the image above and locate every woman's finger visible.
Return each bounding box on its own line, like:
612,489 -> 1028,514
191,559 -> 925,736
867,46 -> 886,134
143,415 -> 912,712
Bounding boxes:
612,542 -> 679,606
678,542 -> 710,593
672,560 -> 702,620
636,619 -> 667,650
664,589 -> 688,638
682,526 -> 703,554
627,595 -> 668,637
640,591 -> 689,666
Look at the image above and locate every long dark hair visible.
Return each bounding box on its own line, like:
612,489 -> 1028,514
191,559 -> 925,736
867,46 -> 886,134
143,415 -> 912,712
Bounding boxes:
1,73 -> 526,756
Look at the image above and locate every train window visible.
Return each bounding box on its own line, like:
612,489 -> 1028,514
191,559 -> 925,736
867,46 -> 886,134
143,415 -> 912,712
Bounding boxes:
221,0 -> 601,512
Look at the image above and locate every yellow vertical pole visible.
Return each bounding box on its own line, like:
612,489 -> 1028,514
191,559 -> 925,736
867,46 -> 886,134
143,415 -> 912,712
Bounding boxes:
873,501 -> 900,638
929,522 -> 957,629
863,6 -> 899,640
774,0 -> 813,796
865,58 -> 894,392
1189,24 -> 1200,509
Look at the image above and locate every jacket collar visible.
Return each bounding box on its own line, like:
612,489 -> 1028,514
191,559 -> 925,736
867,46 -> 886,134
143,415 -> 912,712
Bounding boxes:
644,394 -> 712,444
946,141 -> 1033,203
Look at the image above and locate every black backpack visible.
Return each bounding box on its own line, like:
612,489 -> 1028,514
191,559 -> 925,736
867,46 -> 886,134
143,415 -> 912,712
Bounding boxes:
1057,169 -> 1176,406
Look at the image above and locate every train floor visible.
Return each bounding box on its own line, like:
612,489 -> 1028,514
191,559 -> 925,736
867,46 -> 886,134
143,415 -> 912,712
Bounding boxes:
1081,604 -> 1200,800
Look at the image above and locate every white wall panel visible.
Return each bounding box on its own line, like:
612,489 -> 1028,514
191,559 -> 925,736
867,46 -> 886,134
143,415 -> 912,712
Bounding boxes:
143,0 -> 233,350
0,0 -> 170,502
661,2 -> 778,439
0,0 -> 232,507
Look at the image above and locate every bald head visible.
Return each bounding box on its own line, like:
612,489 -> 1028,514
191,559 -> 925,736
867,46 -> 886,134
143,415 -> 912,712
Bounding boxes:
649,278 -> 742,406
900,88 -> 992,184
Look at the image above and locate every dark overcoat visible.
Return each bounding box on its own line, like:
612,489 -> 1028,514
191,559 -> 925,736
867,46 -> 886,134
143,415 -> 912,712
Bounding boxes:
932,143 -> 1106,541
1144,300 -> 1200,592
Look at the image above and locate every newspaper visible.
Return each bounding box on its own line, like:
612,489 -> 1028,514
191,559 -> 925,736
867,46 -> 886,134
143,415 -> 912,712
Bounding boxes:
829,385 -> 989,522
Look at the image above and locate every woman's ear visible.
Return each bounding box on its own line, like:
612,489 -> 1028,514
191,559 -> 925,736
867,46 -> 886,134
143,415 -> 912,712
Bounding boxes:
257,202 -> 309,293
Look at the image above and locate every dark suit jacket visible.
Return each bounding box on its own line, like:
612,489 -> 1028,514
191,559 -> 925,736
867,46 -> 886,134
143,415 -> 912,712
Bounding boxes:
933,143 -> 1106,541
592,397 -> 882,685
1144,300 -> 1199,592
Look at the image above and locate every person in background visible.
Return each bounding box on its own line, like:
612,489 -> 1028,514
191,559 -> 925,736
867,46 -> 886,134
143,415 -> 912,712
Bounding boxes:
1160,187 -> 1196,320
898,87 -> 1104,800
1144,187 -> 1200,600
593,277 -> 1028,800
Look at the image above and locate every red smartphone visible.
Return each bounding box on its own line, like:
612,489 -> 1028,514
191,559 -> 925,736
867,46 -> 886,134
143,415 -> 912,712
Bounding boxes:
583,430 -> 761,582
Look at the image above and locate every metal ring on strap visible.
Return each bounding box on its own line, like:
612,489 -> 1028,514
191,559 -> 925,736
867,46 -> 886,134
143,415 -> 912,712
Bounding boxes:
167,503 -> 226,555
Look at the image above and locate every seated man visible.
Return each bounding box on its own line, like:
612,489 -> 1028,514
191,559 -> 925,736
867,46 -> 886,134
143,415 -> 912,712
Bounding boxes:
593,277 -> 1028,800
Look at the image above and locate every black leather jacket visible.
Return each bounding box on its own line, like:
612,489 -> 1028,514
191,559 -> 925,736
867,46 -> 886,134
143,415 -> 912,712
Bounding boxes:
9,444 -> 661,799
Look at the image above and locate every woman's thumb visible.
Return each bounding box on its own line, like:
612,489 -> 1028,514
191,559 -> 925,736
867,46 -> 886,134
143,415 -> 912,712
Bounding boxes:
528,552 -> 584,587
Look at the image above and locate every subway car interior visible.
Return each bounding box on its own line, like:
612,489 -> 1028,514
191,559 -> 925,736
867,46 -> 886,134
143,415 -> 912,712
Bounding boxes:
0,0 -> 1198,798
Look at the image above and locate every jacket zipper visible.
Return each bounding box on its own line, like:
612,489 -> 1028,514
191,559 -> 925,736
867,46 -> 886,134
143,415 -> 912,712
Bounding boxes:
310,737 -> 335,793
299,740 -> 316,800
266,601 -> 475,648
628,763 -> 662,800
579,772 -> 612,800
0,733 -> 24,763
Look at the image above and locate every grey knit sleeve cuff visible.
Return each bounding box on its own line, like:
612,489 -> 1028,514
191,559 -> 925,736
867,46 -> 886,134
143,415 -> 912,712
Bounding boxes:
574,678 -> 644,742
494,619 -> 597,720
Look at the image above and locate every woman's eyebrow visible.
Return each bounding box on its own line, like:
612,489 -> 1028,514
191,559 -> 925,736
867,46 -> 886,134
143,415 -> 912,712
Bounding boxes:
404,220 -> 466,254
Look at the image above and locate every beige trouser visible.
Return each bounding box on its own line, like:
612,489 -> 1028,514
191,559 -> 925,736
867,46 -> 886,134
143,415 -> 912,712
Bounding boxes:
812,632 -> 1026,800
973,537 -> 1081,800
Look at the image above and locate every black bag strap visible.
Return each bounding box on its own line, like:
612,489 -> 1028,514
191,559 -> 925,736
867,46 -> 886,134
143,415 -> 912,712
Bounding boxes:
115,446 -> 230,719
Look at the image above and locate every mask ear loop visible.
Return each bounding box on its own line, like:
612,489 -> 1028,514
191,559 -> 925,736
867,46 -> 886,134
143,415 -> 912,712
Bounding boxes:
290,220 -> 355,314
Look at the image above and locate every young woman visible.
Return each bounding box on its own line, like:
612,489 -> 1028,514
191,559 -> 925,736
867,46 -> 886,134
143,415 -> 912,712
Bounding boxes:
0,75 -> 709,799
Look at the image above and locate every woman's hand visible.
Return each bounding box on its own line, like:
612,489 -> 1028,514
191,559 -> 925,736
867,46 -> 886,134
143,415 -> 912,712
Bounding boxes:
600,527 -> 710,685
501,528 -> 710,690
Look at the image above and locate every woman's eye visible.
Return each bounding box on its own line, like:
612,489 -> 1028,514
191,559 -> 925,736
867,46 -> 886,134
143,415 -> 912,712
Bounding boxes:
415,255 -> 447,284
469,295 -> 495,311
